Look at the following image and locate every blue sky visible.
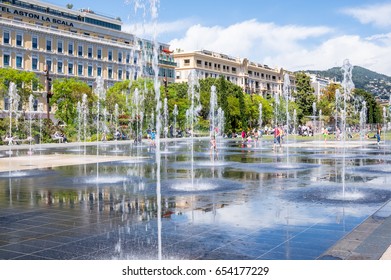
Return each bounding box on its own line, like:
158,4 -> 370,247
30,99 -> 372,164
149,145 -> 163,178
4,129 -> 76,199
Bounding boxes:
45,0 -> 391,75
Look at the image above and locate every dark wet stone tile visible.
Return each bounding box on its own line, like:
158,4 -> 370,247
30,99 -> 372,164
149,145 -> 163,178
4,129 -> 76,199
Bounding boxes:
12,254 -> 52,260
0,243 -> 43,254
0,249 -> 24,260
32,249 -> 81,260
20,239 -> 61,249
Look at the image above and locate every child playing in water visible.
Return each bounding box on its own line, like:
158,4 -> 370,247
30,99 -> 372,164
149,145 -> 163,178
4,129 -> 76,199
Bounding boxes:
210,135 -> 217,154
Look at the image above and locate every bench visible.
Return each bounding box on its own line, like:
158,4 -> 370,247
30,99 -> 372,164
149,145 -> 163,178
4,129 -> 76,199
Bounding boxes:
2,136 -> 34,145
51,134 -> 64,143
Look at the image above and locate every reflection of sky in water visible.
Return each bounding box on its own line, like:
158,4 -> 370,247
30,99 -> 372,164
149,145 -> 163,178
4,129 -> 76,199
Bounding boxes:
1,138 -> 390,260
175,187 -> 376,231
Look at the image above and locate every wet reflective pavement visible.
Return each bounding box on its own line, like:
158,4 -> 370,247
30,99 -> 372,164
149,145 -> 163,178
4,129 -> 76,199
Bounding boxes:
0,138 -> 390,260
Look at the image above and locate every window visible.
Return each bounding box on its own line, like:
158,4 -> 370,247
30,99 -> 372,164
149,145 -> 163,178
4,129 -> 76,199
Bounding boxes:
32,36 -> 38,49
4,97 -> 10,110
68,62 -> 73,74
88,46 -> 93,58
184,59 -> 190,66
97,48 -> 102,59
78,45 -> 83,57
3,31 -> 10,44
46,59 -> 52,71
118,52 -> 122,63
57,61 -> 63,73
57,41 -> 63,53
68,42 -> 73,55
3,54 -> 10,66
126,53 -> 130,63
108,67 -> 113,79
118,69 -> 122,80
16,34 -> 23,47
32,57 -> 38,70
108,50 -> 113,61
46,39 -> 52,51
126,70 -> 130,80
78,64 -> 83,75
97,66 -> 102,76
88,65 -> 93,77
16,55 -> 23,68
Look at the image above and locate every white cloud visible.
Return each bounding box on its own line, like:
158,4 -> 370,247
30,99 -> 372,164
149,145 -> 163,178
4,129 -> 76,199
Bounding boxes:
167,19 -> 391,76
169,19 -> 332,60
268,35 -> 391,76
341,3 -> 391,28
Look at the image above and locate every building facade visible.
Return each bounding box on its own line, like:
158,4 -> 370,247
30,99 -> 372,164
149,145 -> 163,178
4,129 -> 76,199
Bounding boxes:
308,73 -> 337,100
174,50 -> 296,98
0,0 -> 176,114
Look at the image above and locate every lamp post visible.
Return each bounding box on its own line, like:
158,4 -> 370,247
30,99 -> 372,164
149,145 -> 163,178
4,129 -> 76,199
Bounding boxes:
44,67 -> 52,120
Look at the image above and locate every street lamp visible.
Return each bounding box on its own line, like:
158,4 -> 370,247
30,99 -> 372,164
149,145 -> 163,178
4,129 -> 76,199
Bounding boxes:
44,66 -> 52,120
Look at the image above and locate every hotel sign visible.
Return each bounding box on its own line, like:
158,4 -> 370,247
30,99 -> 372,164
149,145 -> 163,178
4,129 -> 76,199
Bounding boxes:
1,5 -> 74,27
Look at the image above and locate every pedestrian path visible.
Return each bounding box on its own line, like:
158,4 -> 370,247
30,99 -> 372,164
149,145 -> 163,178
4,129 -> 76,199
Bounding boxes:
319,199 -> 391,260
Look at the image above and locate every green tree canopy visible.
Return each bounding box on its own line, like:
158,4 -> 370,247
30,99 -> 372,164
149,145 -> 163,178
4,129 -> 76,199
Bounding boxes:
0,68 -> 41,105
293,72 -> 316,124
354,88 -> 382,124
51,78 -> 95,126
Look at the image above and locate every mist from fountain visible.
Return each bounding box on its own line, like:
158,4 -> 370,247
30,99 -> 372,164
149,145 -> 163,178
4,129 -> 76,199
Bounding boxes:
81,94 -> 88,155
8,82 -> 19,141
341,59 -> 355,199
383,106 -> 387,145
217,107 -> 224,138
187,70 -> 202,182
28,94 -> 34,141
38,103 -> 44,150
210,85 -> 217,137
172,104 -> 178,138
163,97 -> 168,139
148,0 -> 163,260
360,101 -> 367,143
335,89 -> 340,137
319,109 -> 322,143
94,76 -> 106,183
132,88 -> 144,145
283,73 -> 291,163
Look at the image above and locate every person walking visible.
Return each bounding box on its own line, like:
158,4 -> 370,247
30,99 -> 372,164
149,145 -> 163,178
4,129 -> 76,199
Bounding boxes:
273,125 -> 282,150
376,125 -> 381,145
323,127 -> 329,143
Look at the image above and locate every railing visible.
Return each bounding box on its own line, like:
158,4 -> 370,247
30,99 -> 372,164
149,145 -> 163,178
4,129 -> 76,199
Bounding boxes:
158,59 -> 177,67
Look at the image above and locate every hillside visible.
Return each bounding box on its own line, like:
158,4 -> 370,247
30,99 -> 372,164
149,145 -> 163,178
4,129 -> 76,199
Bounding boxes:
305,66 -> 391,100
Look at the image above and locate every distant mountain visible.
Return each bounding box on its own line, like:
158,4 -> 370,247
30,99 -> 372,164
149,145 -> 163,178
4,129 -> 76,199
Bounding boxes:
304,66 -> 391,100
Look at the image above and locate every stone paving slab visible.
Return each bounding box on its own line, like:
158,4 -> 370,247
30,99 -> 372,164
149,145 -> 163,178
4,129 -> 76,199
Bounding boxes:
319,200 -> 391,260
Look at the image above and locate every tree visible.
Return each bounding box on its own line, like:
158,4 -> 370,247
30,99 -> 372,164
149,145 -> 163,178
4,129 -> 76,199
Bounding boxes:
244,94 -> 273,129
51,78 -> 95,126
292,72 -> 316,124
317,83 -> 342,125
354,88 -> 382,124
165,82 -> 189,131
66,4 -> 73,9
106,80 -> 130,115
0,68 -> 41,106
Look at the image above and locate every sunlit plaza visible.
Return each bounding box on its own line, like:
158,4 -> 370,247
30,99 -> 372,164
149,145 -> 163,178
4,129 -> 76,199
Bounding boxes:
1,135 -> 391,260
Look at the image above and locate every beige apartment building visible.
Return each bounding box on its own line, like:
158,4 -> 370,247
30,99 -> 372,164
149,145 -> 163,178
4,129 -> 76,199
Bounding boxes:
0,0 -> 176,114
174,49 -> 296,98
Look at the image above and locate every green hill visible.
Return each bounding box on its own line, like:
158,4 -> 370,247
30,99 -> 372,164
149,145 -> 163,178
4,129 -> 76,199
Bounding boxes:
305,66 -> 391,100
